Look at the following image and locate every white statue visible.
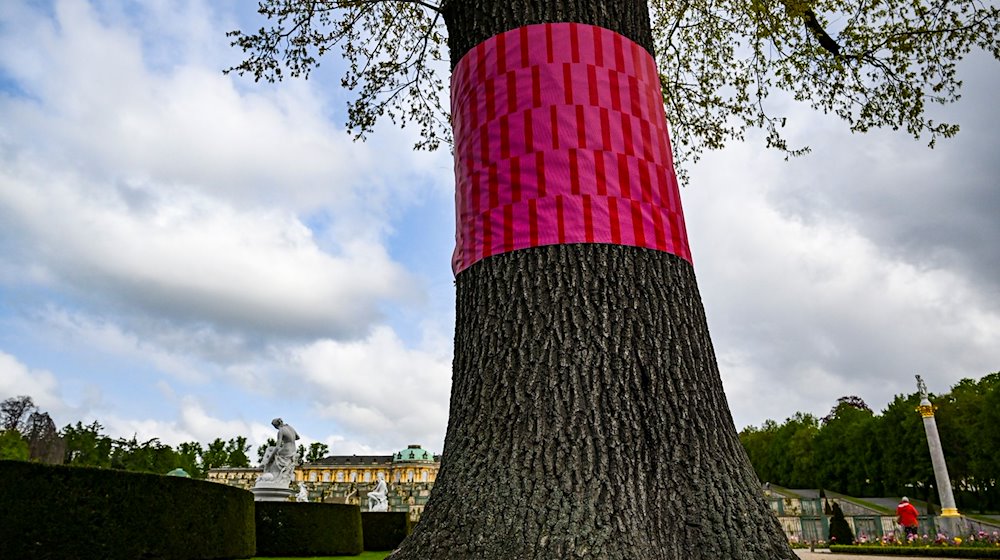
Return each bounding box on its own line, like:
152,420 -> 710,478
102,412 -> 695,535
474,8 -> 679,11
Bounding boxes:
367,472 -> 389,512
296,482 -> 309,502
256,417 -> 300,487
916,374 -> 929,400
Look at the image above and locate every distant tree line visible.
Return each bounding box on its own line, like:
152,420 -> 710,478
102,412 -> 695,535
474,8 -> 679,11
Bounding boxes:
0,395 -> 336,478
739,372 -> 1000,513
0,395 -> 250,477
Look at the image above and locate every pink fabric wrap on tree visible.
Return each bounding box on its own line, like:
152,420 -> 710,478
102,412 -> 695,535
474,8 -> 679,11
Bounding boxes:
450,22 -> 692,274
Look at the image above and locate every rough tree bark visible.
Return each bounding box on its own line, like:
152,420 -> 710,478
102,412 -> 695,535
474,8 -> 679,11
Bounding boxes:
390,1 -> 797,558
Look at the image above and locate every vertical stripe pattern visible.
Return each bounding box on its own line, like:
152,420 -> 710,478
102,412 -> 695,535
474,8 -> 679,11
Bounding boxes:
451,23 -> 691,274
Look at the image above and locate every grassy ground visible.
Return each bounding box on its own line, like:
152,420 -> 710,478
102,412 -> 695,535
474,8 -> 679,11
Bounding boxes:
769,485 -> 804,499
837,495 -> 894,515
963,511 -> 1000,524
250,552 -> 391,560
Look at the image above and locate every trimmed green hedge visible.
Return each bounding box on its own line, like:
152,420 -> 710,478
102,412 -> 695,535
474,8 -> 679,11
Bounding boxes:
361,511 -> 411,551
0,459 -> 255,560
830,545 -> 1000,557
255,501 -> 362,557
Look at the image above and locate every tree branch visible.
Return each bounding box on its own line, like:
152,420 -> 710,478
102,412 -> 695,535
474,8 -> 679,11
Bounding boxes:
802,8 -> 841,56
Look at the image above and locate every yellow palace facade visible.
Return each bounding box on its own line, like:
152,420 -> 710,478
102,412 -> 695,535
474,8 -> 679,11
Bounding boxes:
207,444 -> 439,520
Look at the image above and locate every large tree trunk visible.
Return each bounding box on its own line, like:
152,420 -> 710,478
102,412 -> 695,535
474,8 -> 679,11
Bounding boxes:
390,1 -> 796,558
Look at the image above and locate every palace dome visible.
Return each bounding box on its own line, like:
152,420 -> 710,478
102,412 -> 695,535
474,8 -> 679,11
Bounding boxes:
393,444 -> 435,463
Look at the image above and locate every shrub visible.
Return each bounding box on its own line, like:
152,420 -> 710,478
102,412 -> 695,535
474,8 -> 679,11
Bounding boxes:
255,501 -> 363,556
830,545 -> 1000,557
828,501 -> 854,545
362,511 -> 411,551
0,460 -> 254,560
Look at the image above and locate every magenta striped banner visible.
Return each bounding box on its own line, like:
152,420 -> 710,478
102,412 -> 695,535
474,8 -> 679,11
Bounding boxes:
450,23 -> 691,274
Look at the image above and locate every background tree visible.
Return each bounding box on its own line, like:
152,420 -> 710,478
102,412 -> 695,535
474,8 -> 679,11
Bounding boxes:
827,502 -> 854,546
821,396 -> 872,424
61,421 -> 112,468
786,413 -> 820,489
739,413 -> 818,489
176,441 -> 204,477
976,373 -> 1000,511
1,395 -> 36,433
878,392 -> 935,501
24,411 -> 65,464
0,397 -> 66,464
109,436 -> 172,473
202,437 -> 231,471
739,373 -> 1000,512
256,437 -> 277,465
814,396 -> 880,496
306,441 -> 330,463
228,0 -> 999,558
224,436 -> 252,468
0,429 -> 29,461
935,373 -> 1000,511
738,420 -> 779,484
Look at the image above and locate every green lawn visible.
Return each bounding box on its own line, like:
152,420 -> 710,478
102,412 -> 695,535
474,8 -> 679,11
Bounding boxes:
836,495 -> 894,515
251,553 -> 391,560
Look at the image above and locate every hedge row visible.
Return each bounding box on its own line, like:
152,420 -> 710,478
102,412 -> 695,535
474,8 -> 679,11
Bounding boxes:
362,511 -> 411,551
0,460 -> 255,560
830,545 -> 1000,558
255,501 -> 363,557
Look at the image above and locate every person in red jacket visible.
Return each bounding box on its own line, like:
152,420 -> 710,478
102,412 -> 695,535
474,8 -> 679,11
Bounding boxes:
896,496 -> 920,538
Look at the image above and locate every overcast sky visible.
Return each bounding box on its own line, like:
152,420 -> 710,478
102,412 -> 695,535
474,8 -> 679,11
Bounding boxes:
1,0 -> 997,457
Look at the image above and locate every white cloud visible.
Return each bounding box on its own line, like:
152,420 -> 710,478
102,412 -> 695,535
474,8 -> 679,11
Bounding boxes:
318,435 -> 389,457
0,0 -> 449,223
293,326 -> 451,452
0,350 -> 63,414
0,0 -> 447,344
101,395 -> 275,447
685,136 -> 1000,427
69,317 -> 456,453
0,159 -> 417,338
1,1 -> 362,206
30,308 -> 207,382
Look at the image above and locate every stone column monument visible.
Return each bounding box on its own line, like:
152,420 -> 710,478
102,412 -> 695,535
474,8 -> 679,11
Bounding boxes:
915,375 -> 960,521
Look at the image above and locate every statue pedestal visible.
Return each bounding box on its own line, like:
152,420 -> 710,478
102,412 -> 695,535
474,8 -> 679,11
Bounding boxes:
936,514 -> 968,538
252,484 -> 295,502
